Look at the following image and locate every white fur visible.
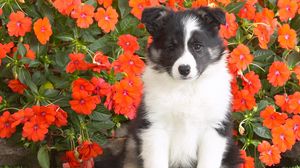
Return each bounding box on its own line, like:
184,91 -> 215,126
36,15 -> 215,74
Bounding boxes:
172,17 -> 199,80
141,53 -> 232,168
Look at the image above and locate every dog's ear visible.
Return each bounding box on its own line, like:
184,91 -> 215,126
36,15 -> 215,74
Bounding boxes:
141,7 -> 169,36
196,7 -> 226,29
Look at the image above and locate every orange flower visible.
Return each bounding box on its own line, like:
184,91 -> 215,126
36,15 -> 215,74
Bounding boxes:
33,17 -> 52,45
78,141 -> 103,160
0,8 -> 2,16
0,42 -> 14,64
8,79 -> 27,94
219,13 -> 238,39
33,105 -> 56,125
71,4 -> 95,29
257,141 -> 281,166
23,44 -> 36,60
63,151 -> 81,167
277,24 -> 297,49
267,61 -> 290,87
66,53 -> 90,73
288,92 -> 300,114
239,150 -> 255,168
117,34 -> 140,53
50,105 -> 68,127
129,0 -> 149,20
232,89 -> 256,112
92,52 -> 111,72
272,125 -> 296,152
53,0 -> 81,16
293,66 -> 300,85
285,115 -> 300,141
91,77 -> 111,98
238,3 -> 256,20
242,71 -> 261,95
22,118 -> 49,142
69,94 -> 100,115
253,25 -> 271,49
94,7 -> 118,33
191,0 -> 208,7
11,108 -> 34,127
0,111 -> 16,138
277,0 -> 298,22
7,11 -> 32,37
275,94 -> 292,112
112,53 -> 145,76
228,44 -> 253,71
260,106 -> 288,129
97,0 -> 113,8
72,78 -> 95,97
254,8 -> 277,33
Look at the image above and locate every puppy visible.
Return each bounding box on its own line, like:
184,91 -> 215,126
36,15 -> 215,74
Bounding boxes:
123,6 -> 243,168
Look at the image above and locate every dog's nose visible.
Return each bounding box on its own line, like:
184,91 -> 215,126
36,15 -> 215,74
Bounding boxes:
178,65 -> 191,76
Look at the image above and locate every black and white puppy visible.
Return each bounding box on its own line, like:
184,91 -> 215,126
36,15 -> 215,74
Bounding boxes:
123,7 -> 242,168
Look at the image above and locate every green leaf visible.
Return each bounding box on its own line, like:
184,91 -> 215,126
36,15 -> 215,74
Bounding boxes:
118,0 -> 131,18
37,146 -> 50,168
256,100 -> 269,113
55,34 -> 74,42
89,35 -> 113,52
225,2 -> 245,14
253,123 -> 272,139
90,112 -> 111,122
18,68 -> 38,93
17,42 -> 26,57
91,133 -> 107,145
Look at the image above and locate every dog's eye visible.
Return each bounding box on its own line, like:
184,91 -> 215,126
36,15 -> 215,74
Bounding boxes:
193,43 -> 202,52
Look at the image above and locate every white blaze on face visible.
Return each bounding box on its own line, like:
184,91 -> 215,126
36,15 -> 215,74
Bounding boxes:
172,17 -> 199,80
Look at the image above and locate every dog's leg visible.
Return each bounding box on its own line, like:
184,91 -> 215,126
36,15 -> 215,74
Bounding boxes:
141,128 -> 169,168
197,128 -> 227,168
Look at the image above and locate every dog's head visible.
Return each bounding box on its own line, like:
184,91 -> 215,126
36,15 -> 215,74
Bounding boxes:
142,7 -> 226,80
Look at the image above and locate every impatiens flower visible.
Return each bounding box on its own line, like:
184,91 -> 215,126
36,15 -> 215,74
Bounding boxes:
78,141 -> 103,160
129,0 -> 149,20
0,111 -> 16,138
232,89 -> 256,112
267,61 -> 290,87
253,25 -> 271,49
22,118 -> 49,142
92,52 -> 111,72
33,105 -> 56,125
293,66 -> 300,85
91,77 -> 111,98
228,44 -> 253,71
66,53 -> 90,73
219,13 -> 238,39
69,94 -> 100,115
23,44 -> 36,60
50,105 -> 68,127
242,71 -> 261,95
94,7 -> 118,33
288,92 -> 300,114
117,34 -> 140,53
272,125 -> 296,152
260,106 -> 288,129
258,141 -> 281,166
238,3 -> 256,20
112,53 -> 145,76
192,0 -> 208,7
277,24 -> 297,49
71,4 -> 95,29
63,150 -> 81,167
239,150 -> 255,168
285,115 -> 300,141
7,11 -> 32,37
11,108 -> 34,127
277,0 -> 298,22
275,94 -> 292,113
0,42 -> 14,64
72,78 -> 95,97
33,17 -> 53,45
0,8 -> 2,16
8,79 -> 27,94
53,0 -> 81,16
97,0 -> 113,8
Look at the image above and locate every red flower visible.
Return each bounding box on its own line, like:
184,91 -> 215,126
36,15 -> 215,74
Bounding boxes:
267,61 -> 290,87
293,66 -> 300,85
285,115 -> 300,141
32,105 -> 56,125
48,105 -> 68,127
275,94 -> 291,112
63,150 -> 81,168
117,34 -> 140,53
129,0 -> 149,20
24,44 -> 36,60
33,17 -> 53,45
22,118 -> 49,142
97,0 -> 113,8
272,125 -> 296,152
91,77 -> 111,98
53,0 -> 81,16
69,94 -> 100,115
260,106 -> 288,129
228,44 -> 253,71
8,79 -> 28,94
219,13 -> 238,39
242,71 -> 261,95
71,4 -> 95,29
239,150 -> 255,168
0,42 -> 14,65
112,53 -> 145,75
288,92 -> 300,114
94,7 -> 118,33
278,24 -> 297,49
92,52 -> 111,72
277,0 -> 298,22
78,141 -> 103,160
7,11 -> 32,37
232,89 -> 256,112
0,111 -> 16,138
258,141 -> 281,166
11,108 -> 34,127
253,25 -> 271,49
238,3 -> 256,20
66,53 -> 90,73
72,78 -> 95,97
